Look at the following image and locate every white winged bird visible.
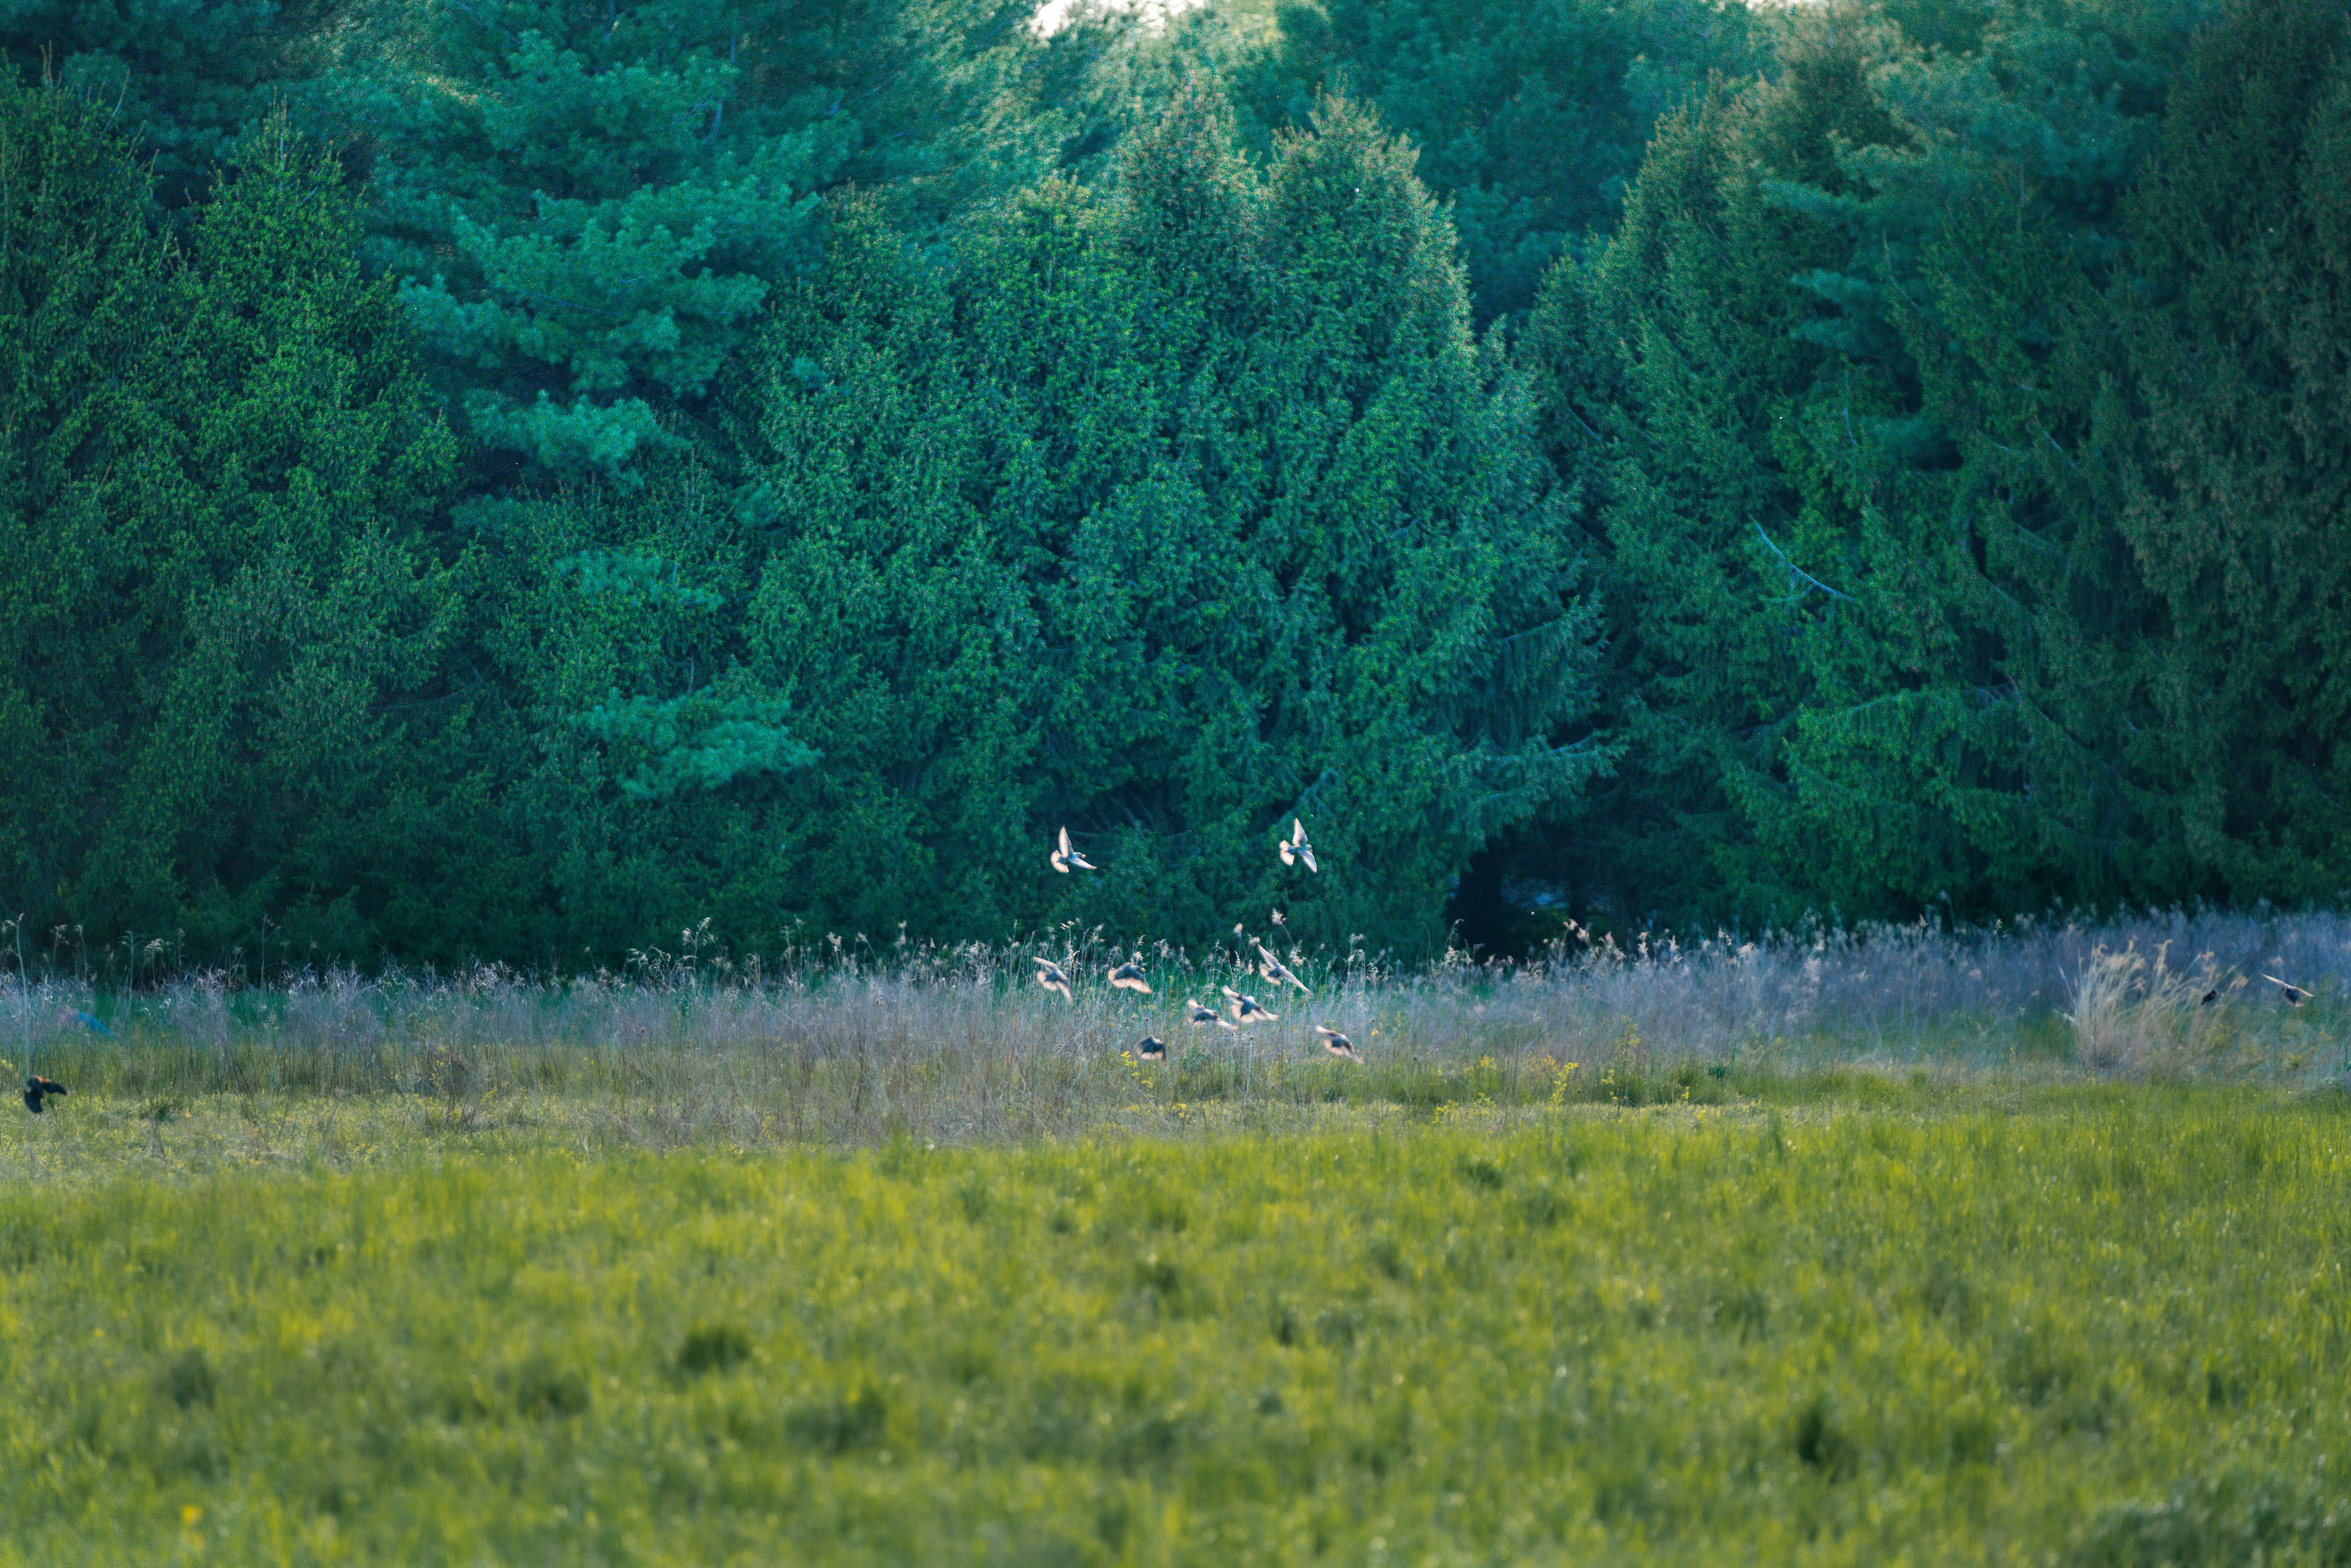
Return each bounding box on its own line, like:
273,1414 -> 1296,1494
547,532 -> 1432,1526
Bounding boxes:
1185,996 -> 1236,1031
1049,826 -> 1096,874
1278,818 -> 1318,873
1255,942 -> 1311,996
1108,959 -> 1152,994
1033,956 -> 1075,1002
1222,985 -> 1277,1026
1135,1036 -> 1167,1063
1314,1025 -> 1360,1062
2264,974 -> 2313,1006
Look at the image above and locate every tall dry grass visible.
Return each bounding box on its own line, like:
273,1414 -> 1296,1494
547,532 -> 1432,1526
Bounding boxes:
4,908 -> 2345,1148
2060,941 -> 2244,1074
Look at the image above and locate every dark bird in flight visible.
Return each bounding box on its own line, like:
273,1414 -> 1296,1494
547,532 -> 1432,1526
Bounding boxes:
1185,997 -> 1235,1031
23,1075 -> 68,1114
2264,974 -> 2313,1006
1135,1036 -> 1167,1063
1314,1025 -> 1360,1062
1049,826 -> 1096,874
1108,959 -> 1152,994
1278,818 -> 1318,874
1255,942 -> 1311,996
1033,956 -> 1074,1002
1222,986 -> 1277,1026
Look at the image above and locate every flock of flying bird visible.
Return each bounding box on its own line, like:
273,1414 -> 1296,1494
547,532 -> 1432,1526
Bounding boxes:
1037,819 -> 1365,1065
9,839 -> 2336,1114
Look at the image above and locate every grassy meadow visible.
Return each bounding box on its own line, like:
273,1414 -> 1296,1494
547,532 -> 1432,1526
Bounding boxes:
3,911 -> 2350,1564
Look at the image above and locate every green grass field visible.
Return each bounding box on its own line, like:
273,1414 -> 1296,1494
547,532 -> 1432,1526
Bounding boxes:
5,1086 -> 2347,1565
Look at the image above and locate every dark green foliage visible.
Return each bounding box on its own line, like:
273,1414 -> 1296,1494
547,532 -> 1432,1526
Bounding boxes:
0,90 -> 461,955
1727,0 -> 2235,919
1524,29 -> 1914,927
162,1348 -> 217,1409
465,457 -> 814,961
0,0 -> 360,210
123,115 -> 467,957
0,79 -> 171,931
1514,0 -> 2346,934
735,87 -> 1610,951
787,1377 -> 890,1453
341,0 -> 1050,489
1791,1395 -> 1854,1479
511,1355 -> 592,1419
1838,0 -> 2351,912
677,1323 -> 753,1375
2068,0 -> 2351,900
5,0 -> 2350,965
1214,0 -> 1756,320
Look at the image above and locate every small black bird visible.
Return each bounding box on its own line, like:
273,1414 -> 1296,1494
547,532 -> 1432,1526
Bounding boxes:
2264,974 -> 2313,1006
1135,1036 -> 1167,1063
1185,997 -> 1235,1031
2201,989 -> 2220,1007
23,1075 -> 68,1114
1222,985 -> 1277,1026
1314,1025 -> 1360,1062
1033,956 -> 1075,1002
1108,959 -> 1153,995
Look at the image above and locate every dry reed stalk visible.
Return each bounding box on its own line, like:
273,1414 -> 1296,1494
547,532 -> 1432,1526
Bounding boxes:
1,908 -> 2340,1147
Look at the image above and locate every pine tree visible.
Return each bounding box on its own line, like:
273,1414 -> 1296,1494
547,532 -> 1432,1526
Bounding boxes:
118,113 -> 465,955
441,449 -> 811,961
345,0 -> 1049,490
737,193 -> 1047,938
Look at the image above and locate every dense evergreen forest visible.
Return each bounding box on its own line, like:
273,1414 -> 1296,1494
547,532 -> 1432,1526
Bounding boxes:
1,0 -> 2345,969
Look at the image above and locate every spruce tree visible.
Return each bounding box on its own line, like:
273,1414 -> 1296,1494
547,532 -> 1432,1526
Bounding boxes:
1522,25 -> 1908,929
117,113 -> 465,955
1861,0 -> 2350,912
0,0 -> 357,210
1223,0 -> 1756,321
1519,0 -> 2234,931
2071,0 -> 2351,901
0,97 -> 466,956
0,78 -> 172,935
737,85 -> 1609,952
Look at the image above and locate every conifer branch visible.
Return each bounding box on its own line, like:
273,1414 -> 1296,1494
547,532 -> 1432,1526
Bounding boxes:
1752,524 -> 1855,604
